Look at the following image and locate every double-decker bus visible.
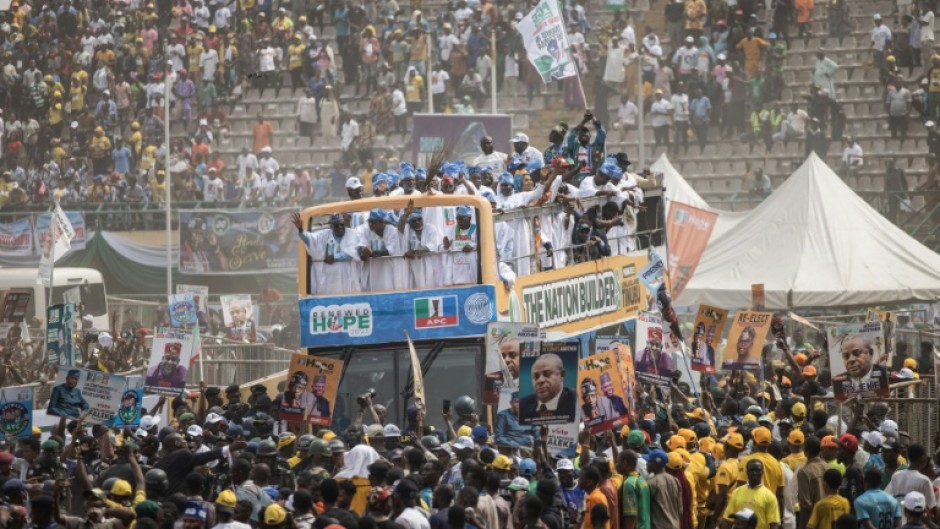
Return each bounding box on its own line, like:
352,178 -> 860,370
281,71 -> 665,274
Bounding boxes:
296,191 -> 667,432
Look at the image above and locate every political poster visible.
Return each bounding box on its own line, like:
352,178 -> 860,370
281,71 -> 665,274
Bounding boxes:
577,350 -> 630,434
0,218 -> 33,256
176,285 -> 210,332
597,339 -> 637,417
145,328 -> 196,396
634,311 -> 671,385
1,290 -> 31,322
517,0 -> 579,83
178,209 -> 297,275
48,367 -> 127,424
545,422 -> 580,457
412,115 -> 513,167
518,340 -> 579,426
34,209 -> 86,252
168,293 -> 199,328
827,322 -> 889,402
866,309 -> 896,367
484,322 -> 541,404
0,387 -> 32,439
279,354 -> 344,426
690,305 -> 728,373
665,202 -> 717,299
721,311 -> 773,371
221,294 -> 257,343
113,376 -> 145,428
638,251 -> 667,295
46,303 -> 75,367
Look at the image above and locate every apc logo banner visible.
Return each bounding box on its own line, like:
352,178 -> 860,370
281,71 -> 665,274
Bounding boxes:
299,286 -> 495,348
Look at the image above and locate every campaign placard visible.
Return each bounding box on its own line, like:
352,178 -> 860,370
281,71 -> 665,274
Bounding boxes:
721,311 -> 773,371
176,285 -> 210,332
168,293 -> 199,328
634,311 -> 671,385
484,322 -> 541,404
46,303 -> 75,366
691,305 -> 728,373
113,376 -> 144,428
828,322 -> 889,402
145,329 -> 196,396
221,294 -> 257,343
279,354 -> 344,426
48,367 -> 127,424
0,387 -> 32,438
518,340 -> 579,426
578,350 -> 631,434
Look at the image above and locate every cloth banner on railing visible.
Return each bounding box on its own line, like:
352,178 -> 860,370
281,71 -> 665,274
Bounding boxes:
34,210 -> 86,253
0,218 -> 33,256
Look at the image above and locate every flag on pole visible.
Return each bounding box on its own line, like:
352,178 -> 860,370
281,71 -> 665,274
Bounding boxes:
39,203 -> 76,287
516,0 -> 579,83
404,331 -> 426,414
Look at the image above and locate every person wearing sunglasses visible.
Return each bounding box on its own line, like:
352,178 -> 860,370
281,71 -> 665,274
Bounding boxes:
145,343 -> 189,391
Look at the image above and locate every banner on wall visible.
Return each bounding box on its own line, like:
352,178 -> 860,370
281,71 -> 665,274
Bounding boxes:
518,340 -> 579,426
690,305 -> 728,373
0,218 -> 34,256
412,114 -> 513,167
0,387 -> 32,439
46,304 -> 75,366
178,209 -> 297,275
828,322 -> 889,402
279,354 -> 344,425
577,350 -> 631,434
665,202 -> 717,299
48,367 -> 127,424
34,210 -> 86,252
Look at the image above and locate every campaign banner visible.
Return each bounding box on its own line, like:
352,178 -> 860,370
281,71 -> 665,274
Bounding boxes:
46,304 -> 75,367
48,367 -> 127,424
721,311 -> 773,371
176,285 -> 210,332
412,114 -> 513,167
168,294 -> 199,328
517,0 -> 578,83
299,285 -> 496,348
279,354 -> 344,426
634,311 -> 671,385
178,209 -> 297,275
638,251 -> 666,294
0,218 -> 34,257
828,322 -> 889,402
609,342 -> 637,416
34,210 -> 86,252
691,305 -> 728,373
578,350 -> 631,434
221,294 -> 257,342
545,421 -> 580,457
113,376 -> 144,428
665,202 -> 717,300
866,309 -> 896,368
518,340 -> 580,426
0,387 -> 32,439
1,290 -> 31,322
145,329 -> 196,396
484,322 -> 541,404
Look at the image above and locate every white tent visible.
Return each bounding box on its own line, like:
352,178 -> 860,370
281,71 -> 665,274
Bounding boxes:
651,154 -> 746,242
677,154 -> 940,309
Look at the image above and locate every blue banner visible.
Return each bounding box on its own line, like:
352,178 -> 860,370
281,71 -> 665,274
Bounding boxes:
112,376 -> 144,429
0,387 -> 32,439
299,285 -> 496,348
46,304 -> 75,367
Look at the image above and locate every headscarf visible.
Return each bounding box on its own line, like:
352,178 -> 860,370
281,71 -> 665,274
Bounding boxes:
335,444 -> 382,479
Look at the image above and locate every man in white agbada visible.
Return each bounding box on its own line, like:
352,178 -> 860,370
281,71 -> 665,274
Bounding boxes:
357,209 -> 407,291
481,190 -> 518,288
493,171 -> 550,277
813,50 -> 839,98
444,205 -> 480,285
397,208 -> 445,288
294,212 -> 362,295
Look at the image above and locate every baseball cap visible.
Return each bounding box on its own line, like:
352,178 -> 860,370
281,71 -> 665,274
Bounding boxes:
111,479 -> 133,496
904,357 -> 918,369
791,402 -> 807,418
802,365 -> 817,377
677,428 -> 697,443
898,368 -> 915,380
686,408 -> 707,421
880,420 -> 899,436
366,424 -> 385,439
794,352 -> 808,365
186,425 -> 203,437
205,413 -> 226,425
345,177 -> 363,189
457,425 -> 473,438
507,477 -> 530,491
903,491 -> 927,513
752,427 -> 772,445
264,504 -> 287,525
643,449 -> 669,467
216,489 -> 237,512
520,458 -> 537,477
492,455 -> 512,471
666,435 -> 686,450
453,436 -> 474,451
471,425 -> 489,442
511,132 -> 529,143
666,452 -> 684,470
838,433 -> 859,453
788,430 -> 805,446
380,424 -> 399,438
862,431 -> 885,448
556,458 -> 575,471
821,435 -> 839,449
627,429 -> 646,449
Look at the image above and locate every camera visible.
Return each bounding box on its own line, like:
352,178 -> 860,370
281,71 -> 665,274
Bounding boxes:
356,389 -> 376,406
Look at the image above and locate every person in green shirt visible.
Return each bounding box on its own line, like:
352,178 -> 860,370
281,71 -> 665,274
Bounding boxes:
618,450 -> 651,529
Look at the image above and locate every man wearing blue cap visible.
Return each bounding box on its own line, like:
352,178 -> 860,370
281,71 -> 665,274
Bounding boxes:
397,203 -> 444,288
48,368 -> 90,419
372,173 -> 390,197
578,159 -> 622,198
438,205 -> 477,285
390,165 -> 419,196
357,209 -> 406,291
292,212 -> 362,295
645,448 -> 683,529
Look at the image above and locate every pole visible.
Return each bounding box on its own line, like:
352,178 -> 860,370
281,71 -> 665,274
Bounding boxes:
46,202 -> 57,363
164,48 -> 173,299
636,15 -> 646,169
427,30 -> 434,114
491,28 -> 498,114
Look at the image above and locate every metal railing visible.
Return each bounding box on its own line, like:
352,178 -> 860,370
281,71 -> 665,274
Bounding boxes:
184,343 -> 295,389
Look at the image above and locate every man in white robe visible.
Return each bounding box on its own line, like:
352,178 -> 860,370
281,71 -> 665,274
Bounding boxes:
293,213 -> 362,295
398,209 -> 445,289
356,209 -> 407,291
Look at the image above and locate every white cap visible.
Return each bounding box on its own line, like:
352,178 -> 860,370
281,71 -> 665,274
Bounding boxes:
205,412 -> 225,424
140,415 -> 161,430
874,13 -> 882,19
261,146 -> 272,153
383,423 -> 402,437
135,428 -> 149,438
98,332 -> 113,348
186,425 -> 204,437
199,118 -> 208,126
903,491 -> 926,512
927,120 -> 936,128
880,419 -> 898,435
511,132 -> 529,143
453,436 -> 474,450
345,176 -> 363,189
514,12 -> 523,20
685,36 -> 695,43
717,53 -> 726,60
507,477 -> 530,491
556,458 -> 575,471
898,368 -> 915,380
862,431 -> 885,448
82,314 -> 94,323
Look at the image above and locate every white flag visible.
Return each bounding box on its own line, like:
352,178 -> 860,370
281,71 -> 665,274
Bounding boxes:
39,204 -> 76,287
516,0 -> 578,83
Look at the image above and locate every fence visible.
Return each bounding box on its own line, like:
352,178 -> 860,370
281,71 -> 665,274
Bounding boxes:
186,343 -> 295,389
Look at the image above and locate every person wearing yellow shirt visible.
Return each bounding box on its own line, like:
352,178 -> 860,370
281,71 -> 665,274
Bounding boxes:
782,430 -> 808,473
739,427 -> 785,520
70,81 -> 86,118
150,169 -> 167,202
721,459 -> 781,529
89,126 -> 112,174
288,35 -> 306,90
50,139 -> 68,167
188,39 -> 205,79
48,98 -> 65,137
711,432 -> 745,525
404,67 -> 425,112
129,122 -> 143,156
806,469 -> 850,529
140,144 -> 157,172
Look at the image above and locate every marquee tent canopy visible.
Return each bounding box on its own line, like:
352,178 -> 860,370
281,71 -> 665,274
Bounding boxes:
677,154 -> 940,309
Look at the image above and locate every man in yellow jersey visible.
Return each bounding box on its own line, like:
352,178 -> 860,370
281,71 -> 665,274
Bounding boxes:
739,427 -> 785,522
722,460 -> 781,529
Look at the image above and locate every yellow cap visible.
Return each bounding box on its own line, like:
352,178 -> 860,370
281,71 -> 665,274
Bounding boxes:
277,433 -> 296,450
111,479 -> 133,496
321,431 -> 337,441
216,489 -> 237,508
492,455 -> 512,471
677,428 -> 697,443
264,504 -> 287,525
791,402 -> 807,418
131,121 -> 140,130
788,430 -> 805,446
666,435 -> 686,450
457,425 -> 473,438
44,74 -> 52,82
699,437 -> 716,454
904,357 -> 918,369
752,426 -> 772,445
666,451 -> 684,470
712,443 -> 725,459
725,432 -> 745,449
686,408 -> 707,421
742,413 -> 757,424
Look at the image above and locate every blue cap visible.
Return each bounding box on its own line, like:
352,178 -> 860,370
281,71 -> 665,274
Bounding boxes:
183,502 -> 208,521
441,163 -> 459,177
527,158 -> 544,173
408,209 -> 423,222
328,214 -> 344,224
510,391 -> 519,400
415,168 -> 427,180
387,169 -> 400,186
519,458 -> 537,477
373,172 -> 389,186
507,154 -> 525,171
498,172 -> 514,185
468,166 -> 482,176
599,160 -> 623,180
643,449 -> 669,466
454,160 -> 467,173
368,209 -> 386,222
67,369 -> 81,378
456,205 -> 472,217
401,163 -> 416,180
471,425 -> 488,441
768,32 -> 777,39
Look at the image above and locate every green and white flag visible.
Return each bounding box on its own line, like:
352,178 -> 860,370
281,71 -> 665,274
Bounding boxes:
517,0 -> 578,83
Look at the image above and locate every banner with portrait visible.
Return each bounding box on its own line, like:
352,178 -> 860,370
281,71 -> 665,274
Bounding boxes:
517,0 -> 579,83
48,367 -> 127,424
279,354 -> 344,426
577,350 -> 631,434
0,387 -> 32,439
145,329 -> 196,396
178,209 -> 297,275
46,303 -> 75,367
596,338 -> 637,416
112,376 -> 144,428
634,311 -> 671,385
690,305 -> 728,373
638,251 -> 667,295
1,290 -> 31,322
176,285 -> 210,332
484,322 -> 541,405
827,322 -> 889,402
866,309 -> 896,368
720,311 -> 773,372
518,340 -> 579,426
220,294 -> 257,343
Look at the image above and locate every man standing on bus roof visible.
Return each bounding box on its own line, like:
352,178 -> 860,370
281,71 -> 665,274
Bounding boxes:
397,203 -> 444,289
48,369 -> 90,419
357,209 -> 407,291
293,212 -> 362,296
443,205 -> 480,286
